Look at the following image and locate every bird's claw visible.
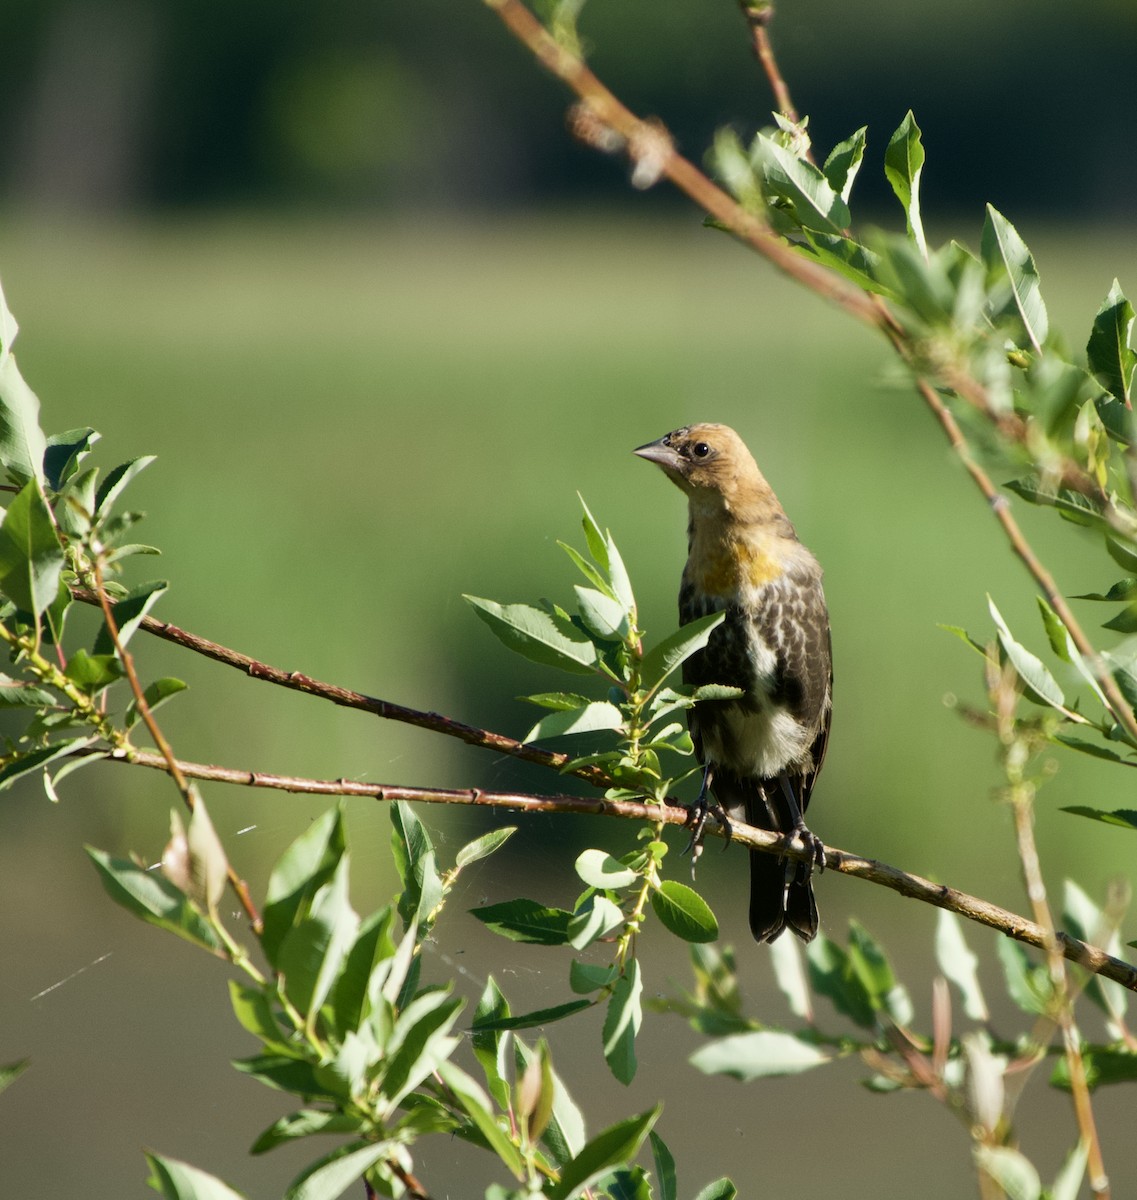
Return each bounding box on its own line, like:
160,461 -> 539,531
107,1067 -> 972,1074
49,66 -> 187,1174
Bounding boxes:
683,796 -> 732,861
788,825 -> 826,875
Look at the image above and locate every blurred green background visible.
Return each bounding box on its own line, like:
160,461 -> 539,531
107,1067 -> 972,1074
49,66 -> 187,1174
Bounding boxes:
2,1 -> 1137,1197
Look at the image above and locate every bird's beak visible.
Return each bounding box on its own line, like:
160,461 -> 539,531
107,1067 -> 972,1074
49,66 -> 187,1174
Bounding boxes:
633,437 -> 683,471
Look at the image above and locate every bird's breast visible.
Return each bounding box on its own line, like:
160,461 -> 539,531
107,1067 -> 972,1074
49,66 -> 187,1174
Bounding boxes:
688,534 -> 785,602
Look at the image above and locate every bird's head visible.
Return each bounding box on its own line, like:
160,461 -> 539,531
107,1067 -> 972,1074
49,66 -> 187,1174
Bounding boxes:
633,423 -> 775,517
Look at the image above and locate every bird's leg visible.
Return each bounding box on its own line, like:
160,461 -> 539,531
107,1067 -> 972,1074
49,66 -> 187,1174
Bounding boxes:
777,774 -> 826,874
683,761 -> 732,859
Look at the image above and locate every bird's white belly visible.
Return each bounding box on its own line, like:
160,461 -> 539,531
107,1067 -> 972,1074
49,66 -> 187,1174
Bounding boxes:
701,702 -> 813,778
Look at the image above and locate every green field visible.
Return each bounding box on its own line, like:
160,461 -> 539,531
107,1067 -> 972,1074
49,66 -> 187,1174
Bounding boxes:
2,213 -> 1135,1196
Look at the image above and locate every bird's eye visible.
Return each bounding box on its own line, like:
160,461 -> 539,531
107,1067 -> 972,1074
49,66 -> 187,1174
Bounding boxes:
692,442 -> 711,458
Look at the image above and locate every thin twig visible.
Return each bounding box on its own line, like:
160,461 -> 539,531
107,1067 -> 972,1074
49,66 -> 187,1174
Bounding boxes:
88,565 -> 263,933
737,2 -> 803,132
69,588 -> 611,788
71,744 -> 1137,995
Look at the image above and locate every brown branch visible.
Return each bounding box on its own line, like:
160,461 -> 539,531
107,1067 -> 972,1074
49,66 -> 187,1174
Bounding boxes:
69,587 -> 611,788
737,2 -> 802,130
89,565 -> 263,934
80,745 -> 1137,995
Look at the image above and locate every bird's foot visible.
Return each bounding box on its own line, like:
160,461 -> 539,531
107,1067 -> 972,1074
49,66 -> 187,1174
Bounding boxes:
683,794 -> 733,862
789,823 -> 826,875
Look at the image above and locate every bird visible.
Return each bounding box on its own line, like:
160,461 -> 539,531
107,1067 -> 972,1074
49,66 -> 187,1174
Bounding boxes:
634,423 -> 832,942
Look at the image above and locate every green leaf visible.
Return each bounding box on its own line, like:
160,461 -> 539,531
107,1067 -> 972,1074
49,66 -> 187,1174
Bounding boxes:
87,846 -> 221,952
1103,604 -> 1137,633
548,1104 -> 662,1200
1060,805 -> 1137,828
996,937 -> 1050,1015
43,427 -> 99,491
640,612 -> 725,692
0,738 -> 92,792
822,126 -> 867,202
1051,1046 -> 1137,1091
93,579 -> 167,655
603,960 -> 643,1084
470,898 -> 573,945
471,975 -> 512,1111
0,480 -> 64,616
276,854 -> 359,1022
456,826 -> 517,869
649,1131 -> 678,1200
437,1060 -> 525,1179
472,998 -> 593,1033
600,1167 -> 654,1200
883,111 -> 927,257
94,455 -> 156,519
249,1109 -> 366,1155
568,894 -> 624,950
381,988 -> 464,1106
228,980 -> 292,1053
521,691 -> 595,710
230,1054 -> 340,1101
261,807 -> 346,968
690,1030 -> 829,1080
750,131 -> 850,235
0,279 -> 47,486
988,596 -> 1065,708
1050,1142 -> 1088,1200
934,910 -> 988,1022
575,585 -> 629,640
805,934 -> 875,1028
768,931 -> 812,1021
575,848 -> 637,890
982,205 -> 1049,352
973,1146 -> 1041,1200
691,1181 -> 738,1200
126,676 -> 188,729
145,1152 -> 248,1200
570,960 -> 619,994
849,920 -> 912,1025
650,880 -> 719,944
282,1139 -> 396,1200
0,1058 -> 29,1095
1087,280 -> 1136,404
390,800 -> 443,929
63,649 -> 124,693
515,1034 -> 587,1164
465,595 -> 598,675
525,700 -> 623,743
1062,880 -> 1127,1026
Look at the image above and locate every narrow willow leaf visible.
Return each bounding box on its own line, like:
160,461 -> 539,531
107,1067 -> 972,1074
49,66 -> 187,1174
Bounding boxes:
515,1034 -> 587,1163
578,494 -> 610,573
822,126 -> 867,202
691,1181 -> 738,1200
0,480 -> 64,616
883,111 -> 927,257
750,132 -> 850,234
465,595 -> 598,675
524,700 -> 623,743
1050,1141 -> 1088,1200
470,898 -> 573,944
145,1152 -> 248,1200
649,1132 -> 678,1200
228,980 -> 292,1053
93,579 -> 168,654
650,880 -> 719,943
250,1109 -> 366,1155
558,540 -> 616,599
1063,880 -> 1127,1026
935,910 -> 988,1022
94,455 -> 156,518
437,1060 -> 525,1179
282,1139 -> 395,1200
548,1104 -> 661,1200
575,848 -> 637,890
982,205 -> 1049,352
973,1145 -> 1041,1200
0,737 -> 92,792
988,597 -> 1065,708
382,989 -> 463,1107
0,1059 -> 29,1095
455,826 -> 517,869
575,585 -> 628,639
0,278 -> 47,485
569,960 -> 619,994
472,998 -> 593,1033
1086,280 -> 1136,404
1051,1046 -> 1137,1091
640,612 -> 725,691
768,932 -> 812,1021
603,960 -> 643,1084
391,801 -> 443,929
43,427 -> 99,491
87,847 -> 220,952
1060,804 -> 1137,828
806,934 -> 875,1028
689,1030 -> 829,1080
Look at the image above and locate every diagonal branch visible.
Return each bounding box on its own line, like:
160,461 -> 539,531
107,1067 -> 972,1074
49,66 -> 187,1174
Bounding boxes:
69,588 -> 611,787
78,744 -> 1137,995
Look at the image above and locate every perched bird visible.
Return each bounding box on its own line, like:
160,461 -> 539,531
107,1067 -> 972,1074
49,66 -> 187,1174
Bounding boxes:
634,423 -> 832,942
